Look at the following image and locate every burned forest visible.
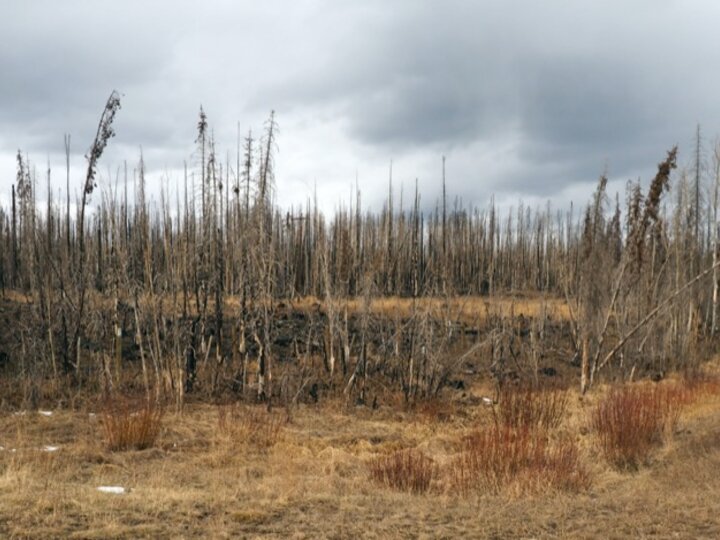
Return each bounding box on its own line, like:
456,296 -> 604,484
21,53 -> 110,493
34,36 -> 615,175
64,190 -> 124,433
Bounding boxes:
1,93 -> 720,538
0,94 -> 717,407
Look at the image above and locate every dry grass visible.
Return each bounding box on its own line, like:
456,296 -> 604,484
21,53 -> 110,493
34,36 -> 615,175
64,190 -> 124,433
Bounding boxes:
287,294 -> 571,322
682,366 -> 720,398
413,397 -> 458,423
217,404 -> 285,449
100,397 -> 163,451
0,380 -> 719,538
368,448 -> 438,494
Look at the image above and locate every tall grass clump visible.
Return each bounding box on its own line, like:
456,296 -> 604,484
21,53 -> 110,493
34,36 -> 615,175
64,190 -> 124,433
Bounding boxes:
496,384 -> 568,430
217,404 -> 284,449
100,397 -> 163,451
368,449 -> 438,494
681,368 -> 720,399
592,383 -> 689,469
452,426 -> 590,495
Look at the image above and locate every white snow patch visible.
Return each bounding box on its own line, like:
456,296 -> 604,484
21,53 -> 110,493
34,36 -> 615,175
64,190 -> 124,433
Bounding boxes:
38,410 -> 54,417
41,445 -> 59,452
97,486 -> 128,494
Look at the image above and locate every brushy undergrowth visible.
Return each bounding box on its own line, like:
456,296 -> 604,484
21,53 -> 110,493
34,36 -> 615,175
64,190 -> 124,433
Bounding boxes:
414,397 -> 458,423
100,397 -> 163,451
497,383 -> 568,430
217,404 -> 285,449
451,425 -> 590,495
592,383 -> 692,469
368,449 -> 438,494
682,368 -> 720,398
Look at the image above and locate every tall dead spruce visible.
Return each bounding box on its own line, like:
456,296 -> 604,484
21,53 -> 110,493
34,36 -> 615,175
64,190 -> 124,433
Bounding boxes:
72,91 -> 122,379
2,101 -> 720,405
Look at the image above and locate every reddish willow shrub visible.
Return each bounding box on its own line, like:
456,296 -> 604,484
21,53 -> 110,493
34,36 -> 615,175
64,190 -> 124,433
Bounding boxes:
452,425 -> 590,495
368,449 -> 438,494
101,397 -> 163,451
592,383 -> 691,469
497,384 -> 568,430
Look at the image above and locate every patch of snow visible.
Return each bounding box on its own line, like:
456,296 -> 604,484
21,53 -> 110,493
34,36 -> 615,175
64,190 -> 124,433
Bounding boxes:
97,486 -> 128,494
41,445 -> 59,452
481,396 -> 495,406
38,410 -> 54,417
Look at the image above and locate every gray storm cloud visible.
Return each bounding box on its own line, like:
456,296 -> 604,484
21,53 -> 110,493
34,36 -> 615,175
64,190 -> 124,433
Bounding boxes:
1,0 -> 719,214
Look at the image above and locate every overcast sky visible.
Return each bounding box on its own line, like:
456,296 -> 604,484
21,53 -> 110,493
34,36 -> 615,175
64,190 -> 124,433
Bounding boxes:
1,0 -> 720,216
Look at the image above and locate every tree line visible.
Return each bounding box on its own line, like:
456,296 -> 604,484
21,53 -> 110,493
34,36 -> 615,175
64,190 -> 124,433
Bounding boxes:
0,93 -> 718,406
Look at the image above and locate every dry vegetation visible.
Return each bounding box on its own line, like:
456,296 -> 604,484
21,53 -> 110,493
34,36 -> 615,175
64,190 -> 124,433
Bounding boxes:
496,384 -> 569,430
368,448 -> 438,495
100,397 -> 164,452
2,96 -> 720,536
1,95 -> 720,407
451,425 -> 590,496
217,404 -> 285,450
0,369 -> 719,538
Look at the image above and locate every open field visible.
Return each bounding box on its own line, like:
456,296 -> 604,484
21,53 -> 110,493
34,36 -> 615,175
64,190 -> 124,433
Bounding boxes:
1,369 -> 720,539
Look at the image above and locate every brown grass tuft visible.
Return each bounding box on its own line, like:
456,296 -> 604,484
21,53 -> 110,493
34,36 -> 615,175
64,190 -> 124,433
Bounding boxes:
100,397 -> 163,451
217,404 -> 285,449
452,426 -> 590,495
682,368 -> 720,399
413,397 -> 458,423
368,448 -> 438,494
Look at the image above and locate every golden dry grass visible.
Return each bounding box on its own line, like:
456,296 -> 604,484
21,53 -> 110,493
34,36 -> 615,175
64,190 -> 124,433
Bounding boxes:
287,293 -> 571,323
0,373 -> 719,538
3,290 -> 569,323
